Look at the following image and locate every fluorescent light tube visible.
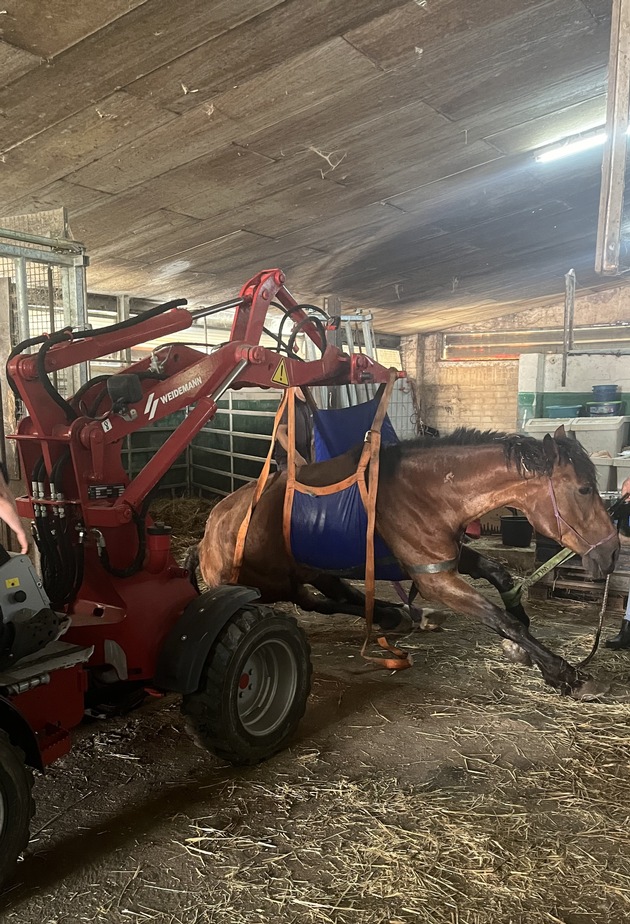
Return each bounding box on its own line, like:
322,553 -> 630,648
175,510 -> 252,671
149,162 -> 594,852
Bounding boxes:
535,130 -> 608,163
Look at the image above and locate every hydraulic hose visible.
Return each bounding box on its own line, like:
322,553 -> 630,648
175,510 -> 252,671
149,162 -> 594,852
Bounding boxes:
70,374 -> 113,413
6,333 -> 50,397
85,370 -> 167,419
31,452 -> 79,608
36,332 -> 77,421
286,315 -> 328,358
70,298 -> 187,341
35,298 -> 188,424
277,302 -> 329,355
98,492 -> 156,579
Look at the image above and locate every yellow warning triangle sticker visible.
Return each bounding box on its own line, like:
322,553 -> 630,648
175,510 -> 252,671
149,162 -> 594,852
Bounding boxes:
271,358 -> 290,387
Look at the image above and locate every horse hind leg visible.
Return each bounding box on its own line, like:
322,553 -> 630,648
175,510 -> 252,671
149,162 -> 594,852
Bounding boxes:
294,583 -> 368,619
298,576 -> 402,630
184,544 -> 200,593
308,574 -> 434,632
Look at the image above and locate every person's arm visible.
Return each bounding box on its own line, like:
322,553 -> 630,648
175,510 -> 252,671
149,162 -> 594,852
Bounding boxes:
275,425 -> 307,467
0,473 -> 28,553
622,476 -> 630,498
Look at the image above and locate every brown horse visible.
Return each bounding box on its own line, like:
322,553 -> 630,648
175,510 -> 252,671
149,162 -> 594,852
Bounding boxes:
189,426 -> 619,697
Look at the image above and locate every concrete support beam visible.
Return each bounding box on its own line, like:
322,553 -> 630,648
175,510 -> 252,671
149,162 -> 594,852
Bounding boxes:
595,0 -> 630,275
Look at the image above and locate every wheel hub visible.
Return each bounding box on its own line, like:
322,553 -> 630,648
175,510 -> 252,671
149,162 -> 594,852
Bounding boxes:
236,638 -> 298,737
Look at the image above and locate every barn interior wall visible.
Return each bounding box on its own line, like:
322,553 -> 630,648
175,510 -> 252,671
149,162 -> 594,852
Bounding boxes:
519,352 -> 630,426
401,285 -> 630,434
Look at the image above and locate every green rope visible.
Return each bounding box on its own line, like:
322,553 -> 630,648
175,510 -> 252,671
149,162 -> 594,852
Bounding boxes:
502,547 -> 576,609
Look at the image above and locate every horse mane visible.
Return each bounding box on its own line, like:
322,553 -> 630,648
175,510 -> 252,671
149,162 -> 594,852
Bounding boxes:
373,427 -> 597,485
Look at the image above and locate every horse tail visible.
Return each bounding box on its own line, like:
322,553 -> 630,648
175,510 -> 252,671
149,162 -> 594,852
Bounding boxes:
184,544 -> 200,593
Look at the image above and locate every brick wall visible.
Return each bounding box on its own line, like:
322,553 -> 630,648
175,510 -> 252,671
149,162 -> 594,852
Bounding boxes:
400,284 -> 630,434
417,339 -> 518,432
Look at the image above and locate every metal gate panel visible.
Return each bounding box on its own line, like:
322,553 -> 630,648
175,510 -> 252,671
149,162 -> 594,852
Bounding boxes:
0,215 -> 89,483
191,389 -> 281,497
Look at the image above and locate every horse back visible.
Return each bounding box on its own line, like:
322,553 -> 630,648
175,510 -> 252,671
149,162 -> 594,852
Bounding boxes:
296,447 -> 361,487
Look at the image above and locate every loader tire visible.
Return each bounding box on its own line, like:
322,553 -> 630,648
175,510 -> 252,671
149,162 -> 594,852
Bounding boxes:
182,605 -> 311,765
0,729 -> 34,891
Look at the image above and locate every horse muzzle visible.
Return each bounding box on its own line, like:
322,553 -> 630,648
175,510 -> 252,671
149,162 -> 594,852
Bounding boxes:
581,534 -> 620,579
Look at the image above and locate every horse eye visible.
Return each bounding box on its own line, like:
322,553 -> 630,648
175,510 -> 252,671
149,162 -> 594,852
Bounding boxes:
578,486 -> 593,496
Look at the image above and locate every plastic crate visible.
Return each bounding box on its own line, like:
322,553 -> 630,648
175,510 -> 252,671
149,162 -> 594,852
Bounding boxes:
523,417 -> 578,439
613,456 -> 630,492
571,417 -> 630,457
593,462 -> 617,491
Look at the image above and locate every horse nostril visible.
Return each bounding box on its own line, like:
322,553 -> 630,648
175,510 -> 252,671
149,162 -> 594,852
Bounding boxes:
582,545 -> 614,579
584,558 -> 603,579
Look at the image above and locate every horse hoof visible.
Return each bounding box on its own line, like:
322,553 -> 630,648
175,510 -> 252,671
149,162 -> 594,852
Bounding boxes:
413,609 -> 445,632
501,639 -> 533,666
571,678 -> 610,701
387,607 -> 444,635
414,607 -> 444,631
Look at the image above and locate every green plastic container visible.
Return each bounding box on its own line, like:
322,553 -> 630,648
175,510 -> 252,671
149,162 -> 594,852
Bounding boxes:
545,405 -> 583,418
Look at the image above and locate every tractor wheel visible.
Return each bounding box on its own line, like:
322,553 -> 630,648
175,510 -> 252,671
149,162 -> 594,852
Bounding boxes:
0,729 -> 34,891
182,605 -> 311,766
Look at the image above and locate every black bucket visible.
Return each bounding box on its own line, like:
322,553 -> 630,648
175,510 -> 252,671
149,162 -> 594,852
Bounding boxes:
534,532 -> 563,562
500,515 -> 533,547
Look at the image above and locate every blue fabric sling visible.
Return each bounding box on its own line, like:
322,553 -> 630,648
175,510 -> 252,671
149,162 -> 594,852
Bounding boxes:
289,392 -> 405,580
312,394 -> 399,461
289,486 -> 405,580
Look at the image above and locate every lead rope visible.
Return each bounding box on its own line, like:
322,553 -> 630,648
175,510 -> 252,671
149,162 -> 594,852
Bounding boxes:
577,572 -> 611,670
502,491 -> 627,611
547,477 -> 617,671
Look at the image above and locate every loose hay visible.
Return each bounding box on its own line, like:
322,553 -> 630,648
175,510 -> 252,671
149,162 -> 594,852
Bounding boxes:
7,506 -> 621,924
149,496 -> 219,560
173,599 -> 630,924
177,721 -> 630,924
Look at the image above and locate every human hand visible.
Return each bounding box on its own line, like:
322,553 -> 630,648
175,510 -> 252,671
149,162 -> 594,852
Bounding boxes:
0,483 -> 28,553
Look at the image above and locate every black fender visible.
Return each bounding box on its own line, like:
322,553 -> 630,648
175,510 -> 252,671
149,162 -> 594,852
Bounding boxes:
154,584 -> 261,695
0,696 -> 43,771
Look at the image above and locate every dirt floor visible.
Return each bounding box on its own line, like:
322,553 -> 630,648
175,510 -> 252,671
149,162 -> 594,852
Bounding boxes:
1,573 -> 630,924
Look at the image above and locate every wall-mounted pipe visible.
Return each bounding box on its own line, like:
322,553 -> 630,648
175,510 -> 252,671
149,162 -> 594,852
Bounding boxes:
561,268 -> 576,387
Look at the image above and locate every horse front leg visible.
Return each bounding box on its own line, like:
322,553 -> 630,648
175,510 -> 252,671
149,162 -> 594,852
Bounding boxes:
415,571 -> 604,699
458,544 -> 534,665
458,544 -> 530,628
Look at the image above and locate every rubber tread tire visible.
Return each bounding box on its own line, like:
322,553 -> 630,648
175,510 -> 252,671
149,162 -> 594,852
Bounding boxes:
0,728 -> 34,892
181,605 -> 311,765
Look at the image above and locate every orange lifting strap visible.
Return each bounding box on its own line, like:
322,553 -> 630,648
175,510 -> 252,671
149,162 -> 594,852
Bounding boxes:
284,370 -> 410,671
231,370 -> 410,671
229,388 -> 290,585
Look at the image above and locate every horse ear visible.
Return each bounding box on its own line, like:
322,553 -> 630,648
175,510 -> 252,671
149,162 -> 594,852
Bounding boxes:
553,424 -> 567,439
543,433 -> 559,462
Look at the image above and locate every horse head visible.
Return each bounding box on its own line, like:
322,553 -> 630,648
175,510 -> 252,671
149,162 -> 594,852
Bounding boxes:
527,425 -> 619,579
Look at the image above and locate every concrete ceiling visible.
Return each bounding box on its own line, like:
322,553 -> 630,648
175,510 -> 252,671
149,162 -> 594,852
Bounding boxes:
0,0 -> 621,333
